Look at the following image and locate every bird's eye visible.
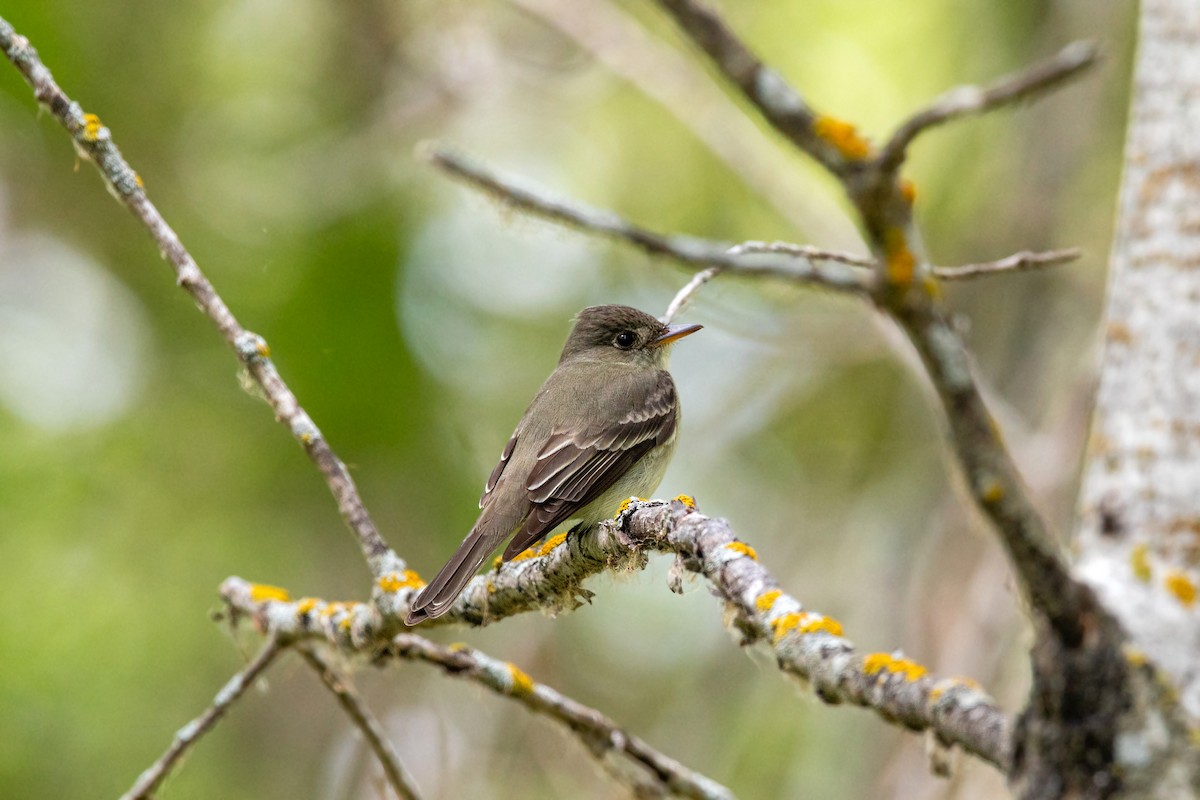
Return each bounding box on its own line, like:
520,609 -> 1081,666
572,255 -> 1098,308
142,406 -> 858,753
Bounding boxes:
613,330 -> 637,349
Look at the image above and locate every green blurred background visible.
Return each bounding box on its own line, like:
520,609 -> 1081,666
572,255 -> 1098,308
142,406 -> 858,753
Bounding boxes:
0,1 -> 1134,798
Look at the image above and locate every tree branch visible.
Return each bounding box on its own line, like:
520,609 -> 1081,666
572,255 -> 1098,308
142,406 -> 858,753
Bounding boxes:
222,498 -> 1013,770
0,16 -> 397,574
300,649 -> 423,800
388,633 -> 734,800
423,143 -> 875,296
877,41 -> 1099,175
120,637 -> 283,800
932,248 -> 1081,281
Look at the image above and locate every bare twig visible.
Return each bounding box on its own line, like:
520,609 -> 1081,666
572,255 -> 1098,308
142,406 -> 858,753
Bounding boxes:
0,16 -> 396,573
300,649 -> 423,800
728,239 -> 874,266
423,143 -> 874,296
877,41 -> 1099,174
389,633 -> 735,800
663,266 -> 721,323
933,248 -> 1081,281
121,638 -> 283,800
222,498 -> 1013,769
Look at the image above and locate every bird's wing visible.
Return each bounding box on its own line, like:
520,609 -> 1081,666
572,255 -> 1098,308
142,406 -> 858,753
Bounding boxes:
501,370 -> 677,560
479,433 -> 518,507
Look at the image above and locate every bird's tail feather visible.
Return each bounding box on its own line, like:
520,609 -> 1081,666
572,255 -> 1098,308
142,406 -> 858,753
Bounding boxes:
404,525 -> 504,625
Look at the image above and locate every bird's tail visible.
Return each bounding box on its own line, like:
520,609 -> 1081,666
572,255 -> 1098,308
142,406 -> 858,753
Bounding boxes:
404,524 -> 505,625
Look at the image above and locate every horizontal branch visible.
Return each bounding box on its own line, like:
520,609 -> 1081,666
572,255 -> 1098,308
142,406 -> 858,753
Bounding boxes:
300,648 -> 423,800
932,248 -> 1081,281
222,498 -> 1012,769
121,637 -> 283,800
877,41 -> 1099,174
422,143 -> 875,296
0,16 -> 396,573
389,634 -> 734,800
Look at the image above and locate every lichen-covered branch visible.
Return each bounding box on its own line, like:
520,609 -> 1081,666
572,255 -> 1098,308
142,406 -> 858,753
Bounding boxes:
387,634 -> 735,800
300,649 -> 424,800
120,637 -> 283,800
0,16 -> 396,573
221,498 -> 1012,769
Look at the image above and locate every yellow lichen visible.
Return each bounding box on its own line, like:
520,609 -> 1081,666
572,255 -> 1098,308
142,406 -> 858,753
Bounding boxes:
1124,645 -> 1148,668
249,583 -> 290,603
133,172 -> 144,188
256,340 -> 271,358
614,497 -> 647,518
338,615 -> 354,631
448,642 -> 470,652
510,547 -> 537,563
296,598 -> 319,615
1164,571 -> 1197,608
673,494 -> 696,509
863,652 -> 927,682
507,663 -> 535,697
797,615 -> 843,637
726,541 -> 758,561
378,570 -> 425,593
82,113 -> 103,142
1130,543 -> 1152,583
981,479 -> 1004,504
320,602 -> 346,618
813,115 -> 872,160
883,227 -> 916,286
755,589 -> 783,612
493,556 -> 503,570
899,179 -> 917,205
538,533 -> 567,556
772,611 -> 842,642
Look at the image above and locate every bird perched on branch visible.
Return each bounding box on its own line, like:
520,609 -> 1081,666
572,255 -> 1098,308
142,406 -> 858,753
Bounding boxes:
404,304 -> 701,624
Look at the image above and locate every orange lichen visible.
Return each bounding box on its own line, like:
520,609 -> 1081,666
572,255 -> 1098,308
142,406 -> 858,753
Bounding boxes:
726,541 -> 758,560
981,479 -> 1004,504
863,652 -> 927,682
378,570 -> 425,593
899,179 -> 917,205
755,589 -> 782,612
813,115 -> 872,160
538,533 -> 567,557
882,227 -> 916,286
507,663 -> 535,697
1130,543 -> 1152,583
249,583 -> 290,603
82,113 -> 103,142
673,494 -> 696,509
1164,571 -> 1197,608
319,602 -> 347,618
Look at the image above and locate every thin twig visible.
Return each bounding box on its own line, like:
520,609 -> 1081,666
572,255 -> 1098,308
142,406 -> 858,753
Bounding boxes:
300,649 -> 423,800
877,41 -> 1099,174
389,633 -> 735,800
222,498 -> 1013,770
121,637 -> 283,800
663,266 -> 721,323
422,143 -> 874,296
933,248 -> 1081,280
728,240 -> 874,266
0,17 -> 396,573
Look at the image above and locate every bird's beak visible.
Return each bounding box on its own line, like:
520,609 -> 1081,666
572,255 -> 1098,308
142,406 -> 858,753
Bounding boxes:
652,322 -> 703,347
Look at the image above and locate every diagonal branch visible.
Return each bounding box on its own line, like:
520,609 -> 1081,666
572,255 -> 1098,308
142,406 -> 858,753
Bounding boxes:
0,16 -> 396,574
877,41 -> 1099,175
222,498 -> 1013,770
423,144 -> 875,296
300,649 -> 423,800
120,637 -> 284,800
389,633 -> 734,800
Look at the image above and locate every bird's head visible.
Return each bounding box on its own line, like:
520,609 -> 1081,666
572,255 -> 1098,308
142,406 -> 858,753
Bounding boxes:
559,304 -> 702,369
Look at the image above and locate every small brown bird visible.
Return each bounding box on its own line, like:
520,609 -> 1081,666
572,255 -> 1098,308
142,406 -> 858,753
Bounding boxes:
405,304 -> 701,624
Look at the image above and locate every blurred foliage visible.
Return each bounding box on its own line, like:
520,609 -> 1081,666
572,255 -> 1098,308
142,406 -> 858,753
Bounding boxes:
0,0 -> 1134,798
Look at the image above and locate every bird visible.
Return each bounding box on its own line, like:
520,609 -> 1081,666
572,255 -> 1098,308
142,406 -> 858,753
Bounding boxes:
404,304 -> 701,624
